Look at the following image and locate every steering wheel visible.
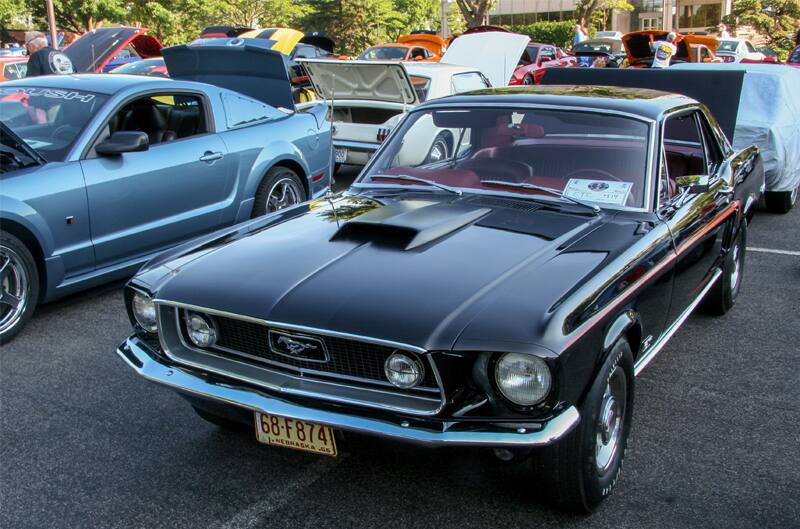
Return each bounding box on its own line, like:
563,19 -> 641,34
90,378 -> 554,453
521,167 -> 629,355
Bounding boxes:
564,169 -> 622,182
51,124 -> 79,142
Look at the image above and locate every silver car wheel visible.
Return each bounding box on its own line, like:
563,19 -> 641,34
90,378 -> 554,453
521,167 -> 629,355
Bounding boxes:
267,178 -> 302,212
595,365 -> 626,473
0,245 -> 29,336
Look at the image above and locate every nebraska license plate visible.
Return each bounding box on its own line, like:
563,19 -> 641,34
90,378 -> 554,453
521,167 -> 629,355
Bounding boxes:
334,148 -> 347,164
254,412 -> 337,457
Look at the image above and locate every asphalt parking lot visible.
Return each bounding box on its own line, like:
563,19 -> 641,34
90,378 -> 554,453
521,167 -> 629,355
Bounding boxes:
2,179 -> 798,528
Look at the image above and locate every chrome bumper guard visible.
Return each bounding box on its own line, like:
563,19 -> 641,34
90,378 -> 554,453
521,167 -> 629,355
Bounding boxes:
117,337 -> 580,447
333,139 -> 380,153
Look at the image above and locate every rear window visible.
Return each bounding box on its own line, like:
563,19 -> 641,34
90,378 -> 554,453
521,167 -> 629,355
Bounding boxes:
451,72 -> 490,94
718,40 -> 738,52
359,47 -> 407,61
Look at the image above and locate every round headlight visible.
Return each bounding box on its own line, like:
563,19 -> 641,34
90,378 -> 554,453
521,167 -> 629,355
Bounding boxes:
384,352 -> 424,389
494,353 -> 552,406
131,291 -> 157,333
186,313 -> 217,348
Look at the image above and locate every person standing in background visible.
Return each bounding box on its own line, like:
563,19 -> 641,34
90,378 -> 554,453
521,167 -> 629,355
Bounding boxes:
650,32 -> 678,68
718,23 -> 730,38
25,31 -> 73,77
573,24 -> 587,48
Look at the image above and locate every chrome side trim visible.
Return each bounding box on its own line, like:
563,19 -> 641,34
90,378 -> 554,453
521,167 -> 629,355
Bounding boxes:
634,267 -> 722,376
117,337 -> 580,447
153,300 -> 427,354
333,139 -> 381,152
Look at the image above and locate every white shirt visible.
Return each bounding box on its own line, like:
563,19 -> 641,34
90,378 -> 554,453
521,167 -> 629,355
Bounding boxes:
651,40 -> 677,68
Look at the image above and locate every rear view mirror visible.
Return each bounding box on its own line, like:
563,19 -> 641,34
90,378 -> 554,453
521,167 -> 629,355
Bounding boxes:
95,131 -> 149,156
675,174 -> 710,194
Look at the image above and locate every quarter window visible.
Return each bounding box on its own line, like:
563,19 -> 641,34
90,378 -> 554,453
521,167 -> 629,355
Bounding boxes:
222,92 -> 283,128
451,72 -> 491,94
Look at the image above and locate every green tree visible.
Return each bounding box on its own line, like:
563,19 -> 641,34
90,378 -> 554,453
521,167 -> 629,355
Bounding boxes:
127,0 -> 227,45
722,0 -> 800,56
303,0 -> 405,55
31,0 -> 126,33
395,0 -> 438,32
574,0 -> 633,29
0,0 -> 30,31
453,0 -> 494,27
222,0 -> 312,28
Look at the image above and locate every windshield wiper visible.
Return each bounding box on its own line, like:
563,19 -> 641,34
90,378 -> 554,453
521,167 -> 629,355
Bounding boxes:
481,180 -> 600,214
369,174 -> 463,196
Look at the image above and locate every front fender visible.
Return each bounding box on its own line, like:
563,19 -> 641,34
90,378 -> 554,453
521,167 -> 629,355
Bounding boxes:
0,197 -> 55,257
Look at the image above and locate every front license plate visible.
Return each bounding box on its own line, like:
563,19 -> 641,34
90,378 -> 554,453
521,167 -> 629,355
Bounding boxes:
334,148 -> 347,164
255,412 -> 337,457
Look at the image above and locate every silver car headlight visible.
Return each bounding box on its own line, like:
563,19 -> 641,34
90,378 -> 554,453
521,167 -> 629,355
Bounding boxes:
131,291 -> 158,333
494,353 -> 552,406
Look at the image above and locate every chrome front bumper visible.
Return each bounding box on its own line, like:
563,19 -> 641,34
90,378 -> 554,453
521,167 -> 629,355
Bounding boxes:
117,337 -> 580,447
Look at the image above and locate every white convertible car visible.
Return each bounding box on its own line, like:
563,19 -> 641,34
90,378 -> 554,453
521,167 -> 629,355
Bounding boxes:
301,32 -> 530,168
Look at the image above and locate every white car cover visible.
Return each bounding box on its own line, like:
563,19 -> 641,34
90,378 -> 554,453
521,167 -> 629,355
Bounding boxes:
674,63 -> 800,192
441,32 -> 530,88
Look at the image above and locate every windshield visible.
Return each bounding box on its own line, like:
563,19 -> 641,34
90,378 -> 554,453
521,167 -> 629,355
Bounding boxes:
359,107 -> 651,209
717,40 -> 738,52
574,41 -> 621,54
111,58 -> 167,77
359,46 -> 408,61
0,87 -> 108,162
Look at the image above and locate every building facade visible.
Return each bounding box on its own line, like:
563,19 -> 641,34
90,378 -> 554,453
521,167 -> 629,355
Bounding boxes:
488,0 -> 733,34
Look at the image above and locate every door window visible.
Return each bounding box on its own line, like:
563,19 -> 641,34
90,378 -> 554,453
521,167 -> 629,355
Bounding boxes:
662,111 -> 707,203
539,48 -> 556,63
105,93 -> 208,147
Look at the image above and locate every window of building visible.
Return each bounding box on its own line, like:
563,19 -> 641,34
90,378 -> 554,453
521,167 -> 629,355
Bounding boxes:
641,17 -> 661,30
679,3 -> 721,28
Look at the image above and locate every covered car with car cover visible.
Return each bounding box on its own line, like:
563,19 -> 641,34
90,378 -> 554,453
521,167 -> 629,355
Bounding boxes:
0,40 -> 332,343
117,85 -> 761,513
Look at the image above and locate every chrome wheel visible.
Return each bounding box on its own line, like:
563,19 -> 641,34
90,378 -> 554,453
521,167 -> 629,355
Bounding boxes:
267,178 -> 302,212
595,365 -> 626,473
0,245 -> 29,336
522,75 -> 534,85
427,137 -> 449,163
730,241 -> 742,294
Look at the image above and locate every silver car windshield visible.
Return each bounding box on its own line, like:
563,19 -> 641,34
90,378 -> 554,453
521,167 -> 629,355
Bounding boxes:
0,87 -> 108,162
359,107 -> 651,209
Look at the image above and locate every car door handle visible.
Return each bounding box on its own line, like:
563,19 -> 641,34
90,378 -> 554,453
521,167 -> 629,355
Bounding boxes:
199,151 -> 223,163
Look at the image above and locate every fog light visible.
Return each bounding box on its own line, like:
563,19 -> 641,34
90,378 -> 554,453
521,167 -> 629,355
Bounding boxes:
384,352 -> 424,389
186,313 -> 217,348
495,353 -> 551,406
132,291 -> 157,333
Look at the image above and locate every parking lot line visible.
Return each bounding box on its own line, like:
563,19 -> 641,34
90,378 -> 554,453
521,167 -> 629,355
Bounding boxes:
748,246 -> 800,257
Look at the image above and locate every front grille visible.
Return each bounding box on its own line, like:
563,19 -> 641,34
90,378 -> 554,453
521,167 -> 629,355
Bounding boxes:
189,313 -> 439,390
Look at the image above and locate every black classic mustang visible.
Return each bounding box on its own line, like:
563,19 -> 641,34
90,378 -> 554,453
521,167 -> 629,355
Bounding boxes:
117,86 -> 762,512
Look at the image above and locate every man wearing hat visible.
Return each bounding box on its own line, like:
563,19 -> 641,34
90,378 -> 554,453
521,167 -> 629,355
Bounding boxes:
25,31 -> 74,77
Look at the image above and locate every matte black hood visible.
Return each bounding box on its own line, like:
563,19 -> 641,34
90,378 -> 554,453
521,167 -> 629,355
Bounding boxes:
151,194 -> 616,351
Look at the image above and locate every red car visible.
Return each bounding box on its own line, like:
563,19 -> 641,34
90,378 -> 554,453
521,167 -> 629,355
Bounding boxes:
788,45 -> 800,68
509,43 -> 576,85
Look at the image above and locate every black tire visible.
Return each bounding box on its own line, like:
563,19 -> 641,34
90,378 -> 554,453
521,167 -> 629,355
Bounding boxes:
531,339 -> 635,513
0,231 -> 39,345
192,405 -> 246,430
700,223 -> 746,316
251,166 -> 306,218
522,74 -> 534,85
425,132 -> 453,164
764,186 -> 798,214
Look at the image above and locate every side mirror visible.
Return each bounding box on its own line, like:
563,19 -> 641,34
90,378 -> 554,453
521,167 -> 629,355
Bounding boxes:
95,131 -> 149,156
675,174 -> 710,194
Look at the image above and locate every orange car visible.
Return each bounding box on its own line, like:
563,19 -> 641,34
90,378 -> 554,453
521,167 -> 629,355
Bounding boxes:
357,32 -> 446,62
622,31 -> 720,67
0,57 -> 27,81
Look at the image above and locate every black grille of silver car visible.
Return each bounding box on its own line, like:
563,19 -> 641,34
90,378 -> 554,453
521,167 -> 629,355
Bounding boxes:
184,312 -> 439,391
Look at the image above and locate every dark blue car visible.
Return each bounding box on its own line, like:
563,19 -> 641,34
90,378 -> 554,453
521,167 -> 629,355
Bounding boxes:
0,41 -> 332,342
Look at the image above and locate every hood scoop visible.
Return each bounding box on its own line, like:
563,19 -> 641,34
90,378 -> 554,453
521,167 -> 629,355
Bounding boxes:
332,201 -> 490,250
